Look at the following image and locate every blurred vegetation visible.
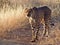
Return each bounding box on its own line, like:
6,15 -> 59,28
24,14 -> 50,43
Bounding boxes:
0,0 -> 59,31
0,0 -> 19,9
0,0 -> 60,41
0,1 -> 60,45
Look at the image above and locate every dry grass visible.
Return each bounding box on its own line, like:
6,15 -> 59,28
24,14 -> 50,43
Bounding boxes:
0,0 -> 60,45
0,5 -> 28,32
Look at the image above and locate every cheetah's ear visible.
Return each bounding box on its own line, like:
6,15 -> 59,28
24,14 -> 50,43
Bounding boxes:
32,7 -> 37,13
33,7 -> 37,10
24,8 -> 29,13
